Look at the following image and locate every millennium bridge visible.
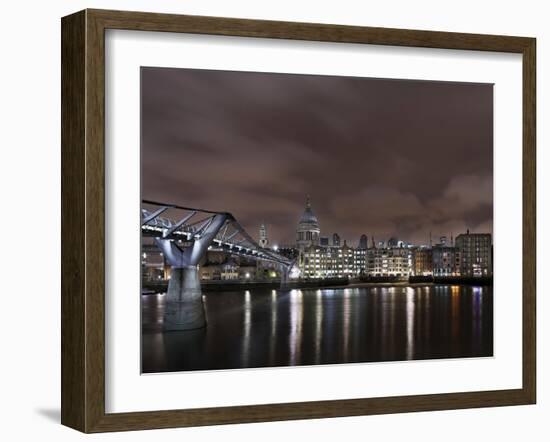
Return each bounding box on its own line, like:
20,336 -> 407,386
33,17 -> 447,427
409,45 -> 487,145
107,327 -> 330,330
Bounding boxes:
142,200 -> 295,331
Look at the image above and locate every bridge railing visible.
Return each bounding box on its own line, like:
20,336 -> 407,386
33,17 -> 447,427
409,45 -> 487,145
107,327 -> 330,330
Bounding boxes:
141,200 -> 293,267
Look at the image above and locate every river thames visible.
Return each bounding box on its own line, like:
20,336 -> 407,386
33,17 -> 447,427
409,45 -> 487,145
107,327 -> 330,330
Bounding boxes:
141,284 -> 492,373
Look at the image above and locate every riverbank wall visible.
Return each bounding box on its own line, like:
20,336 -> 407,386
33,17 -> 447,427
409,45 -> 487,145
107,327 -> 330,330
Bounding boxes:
143,274 -> 492,294
143,277 -> 350,293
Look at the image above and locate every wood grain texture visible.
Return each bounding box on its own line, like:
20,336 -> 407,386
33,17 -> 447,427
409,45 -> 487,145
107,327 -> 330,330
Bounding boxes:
61,10 -> 86,432
90,8 -> 533,52
60,8 -> 537,433
85,9 -> 107,433
522,38 -> 536,403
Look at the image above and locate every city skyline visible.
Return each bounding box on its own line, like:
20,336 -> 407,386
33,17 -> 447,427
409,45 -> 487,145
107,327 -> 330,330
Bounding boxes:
255,195 -> 481,249
142,67 -> 493,245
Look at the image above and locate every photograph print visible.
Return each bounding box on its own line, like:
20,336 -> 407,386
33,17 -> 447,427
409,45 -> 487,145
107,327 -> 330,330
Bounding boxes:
140,67 -> 493,374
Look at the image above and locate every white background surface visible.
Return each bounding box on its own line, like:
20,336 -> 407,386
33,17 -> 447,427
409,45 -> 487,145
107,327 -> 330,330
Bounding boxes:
106,30 -> 523,413
0,0 -> 547,440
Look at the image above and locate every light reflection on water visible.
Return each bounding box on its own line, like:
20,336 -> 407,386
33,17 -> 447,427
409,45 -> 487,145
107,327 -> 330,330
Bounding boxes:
142,285 -> 493,373
406,288 -> 415,360
241,290 -> 251,367
269,290 -> 278,365
289,290 -> 304,365
314,290 -> 323,364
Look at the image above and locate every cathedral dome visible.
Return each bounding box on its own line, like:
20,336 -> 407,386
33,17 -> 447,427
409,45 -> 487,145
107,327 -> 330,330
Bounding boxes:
296,196 -> 320,250
298,196 -> 319,227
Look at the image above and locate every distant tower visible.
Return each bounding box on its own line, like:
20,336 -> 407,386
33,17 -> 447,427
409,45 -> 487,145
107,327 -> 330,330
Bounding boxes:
259,223 -> 269,248
332,233 -> 341,247
296,195 -> 320,251
359,234 -> 368,249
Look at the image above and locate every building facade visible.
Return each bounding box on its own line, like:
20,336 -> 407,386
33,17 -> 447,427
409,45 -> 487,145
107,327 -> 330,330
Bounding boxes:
366,247 -> 413,277
300,243 -> 355,279
432,244 -> 460,276
354,248 -> 367,275
455,231 -> 492,276
414,247 -> 433,276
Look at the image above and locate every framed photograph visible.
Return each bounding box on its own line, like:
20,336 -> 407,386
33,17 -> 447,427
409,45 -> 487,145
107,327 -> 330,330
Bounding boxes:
61,9 -> 536,433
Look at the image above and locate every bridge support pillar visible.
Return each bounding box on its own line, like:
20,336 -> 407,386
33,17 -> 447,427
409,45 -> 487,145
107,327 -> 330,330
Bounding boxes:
163,266 -> 206,331
280,265 -> 291,290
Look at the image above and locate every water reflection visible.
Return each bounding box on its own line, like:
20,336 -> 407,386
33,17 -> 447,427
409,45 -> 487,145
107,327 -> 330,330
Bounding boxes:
314,290 -> 323,364
342,289 -> 351,362
241,290 -> 251,367
472,287 -> 484,353
142,285 -> 493,373
289,290 -> 304,365
269,290 -> 278,365
406,288 -> 415,360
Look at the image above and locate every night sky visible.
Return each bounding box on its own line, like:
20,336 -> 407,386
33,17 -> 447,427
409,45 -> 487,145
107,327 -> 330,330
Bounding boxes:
141,67 -> 493,247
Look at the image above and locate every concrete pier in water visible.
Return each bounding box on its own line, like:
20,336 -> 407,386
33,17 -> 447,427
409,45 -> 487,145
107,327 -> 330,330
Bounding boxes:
163,266 -> 206,331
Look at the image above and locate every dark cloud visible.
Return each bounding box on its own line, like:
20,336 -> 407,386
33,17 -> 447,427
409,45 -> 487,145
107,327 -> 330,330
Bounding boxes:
141,67 -> 493,246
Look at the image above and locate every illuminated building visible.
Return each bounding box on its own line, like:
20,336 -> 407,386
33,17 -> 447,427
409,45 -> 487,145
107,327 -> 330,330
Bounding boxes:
414,247 -> 433,276
258,223 -> 269,248
455,231 -> 492,276
296,196 -> 320,251
354,234 -> 368,275
432,238 -> 460,276
366,246 -> 413,277
387,237 -> 398,248
301,241 -> 355,278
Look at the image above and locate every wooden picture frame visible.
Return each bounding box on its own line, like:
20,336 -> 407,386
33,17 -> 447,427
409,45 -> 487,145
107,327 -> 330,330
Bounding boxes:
61,8 -> 536,433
